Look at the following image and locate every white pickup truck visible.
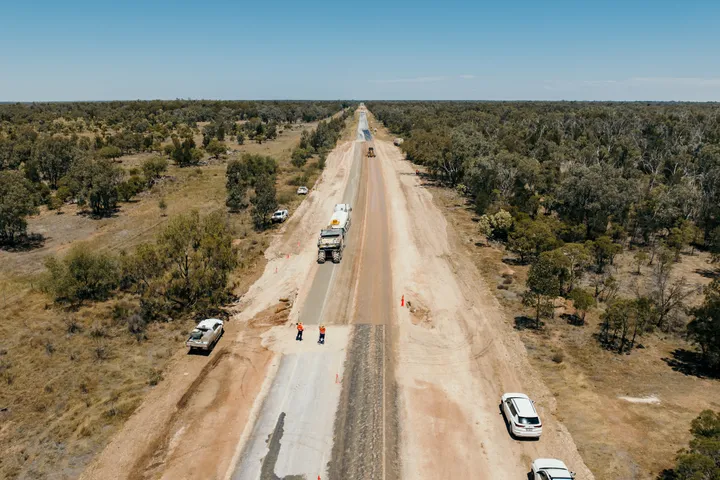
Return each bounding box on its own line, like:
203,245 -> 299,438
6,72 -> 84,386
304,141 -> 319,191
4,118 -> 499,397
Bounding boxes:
271,209 -> 289,223
186,319 -> 224,352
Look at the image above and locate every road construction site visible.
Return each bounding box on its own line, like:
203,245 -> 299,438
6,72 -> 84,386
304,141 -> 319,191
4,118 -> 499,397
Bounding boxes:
81,107 -> 593,480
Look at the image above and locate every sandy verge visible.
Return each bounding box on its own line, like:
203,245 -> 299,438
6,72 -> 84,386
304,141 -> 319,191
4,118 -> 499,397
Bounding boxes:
374,138 -> 594,479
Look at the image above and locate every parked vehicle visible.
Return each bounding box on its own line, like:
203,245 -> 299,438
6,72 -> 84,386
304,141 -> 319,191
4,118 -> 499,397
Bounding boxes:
317,204 -> 352,263
271,209 -> 289,223
530,459 -> 575,480
501,392 -> 542,438
186,319 -> 224,352
297,186 -> 309,195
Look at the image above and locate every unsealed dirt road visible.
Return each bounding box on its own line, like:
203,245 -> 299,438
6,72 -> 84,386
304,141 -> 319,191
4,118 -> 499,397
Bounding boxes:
82,108 -> 592,479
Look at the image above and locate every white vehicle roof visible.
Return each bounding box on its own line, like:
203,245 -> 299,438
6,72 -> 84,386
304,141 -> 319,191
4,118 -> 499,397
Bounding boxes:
329,211 -> 348,228
504,393 -> 537,417
533,459 -> 572,478
272,209 -> 288,215
196,318 -> 223,329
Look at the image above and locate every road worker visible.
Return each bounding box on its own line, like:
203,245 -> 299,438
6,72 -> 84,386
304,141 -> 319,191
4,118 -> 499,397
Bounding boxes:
318,324 -> 326,344
296,322 -> 304,341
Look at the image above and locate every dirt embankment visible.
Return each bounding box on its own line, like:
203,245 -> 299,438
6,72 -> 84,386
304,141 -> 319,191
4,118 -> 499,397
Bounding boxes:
372,134 -> 594,479
80,140 -> 359,480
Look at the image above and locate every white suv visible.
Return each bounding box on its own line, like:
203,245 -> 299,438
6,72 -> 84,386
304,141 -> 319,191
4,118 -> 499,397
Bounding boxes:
501,392 -> 542,438
531,458 -> 575,479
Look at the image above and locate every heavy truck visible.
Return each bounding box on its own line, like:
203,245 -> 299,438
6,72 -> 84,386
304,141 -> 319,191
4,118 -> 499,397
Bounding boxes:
317,204 -> 352,263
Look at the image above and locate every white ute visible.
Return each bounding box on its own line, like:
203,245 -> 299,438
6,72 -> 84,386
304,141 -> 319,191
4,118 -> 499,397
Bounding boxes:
186,319 -> 224,352
271,209 -> 288,223
531,459 -> 576,480
501,392 -> 542,438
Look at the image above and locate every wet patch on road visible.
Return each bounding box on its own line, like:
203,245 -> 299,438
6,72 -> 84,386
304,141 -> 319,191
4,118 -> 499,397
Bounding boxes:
259,412 -> 305,480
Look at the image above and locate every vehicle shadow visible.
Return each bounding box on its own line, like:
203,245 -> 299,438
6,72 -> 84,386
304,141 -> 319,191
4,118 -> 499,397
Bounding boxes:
185,329 -> 224,356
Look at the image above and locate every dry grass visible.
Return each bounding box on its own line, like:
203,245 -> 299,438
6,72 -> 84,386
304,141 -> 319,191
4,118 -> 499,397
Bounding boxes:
0,117 -> 343,479
429,185 -> 720,480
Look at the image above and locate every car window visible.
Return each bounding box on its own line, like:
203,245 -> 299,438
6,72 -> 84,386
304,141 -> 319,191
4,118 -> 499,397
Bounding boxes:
518,416 -> 541,425
213,323 -> 221,331
508,403 -> 518,417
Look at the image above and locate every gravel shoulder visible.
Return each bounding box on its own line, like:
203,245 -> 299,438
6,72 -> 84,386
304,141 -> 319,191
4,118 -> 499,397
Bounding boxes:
373,135 -> 594,479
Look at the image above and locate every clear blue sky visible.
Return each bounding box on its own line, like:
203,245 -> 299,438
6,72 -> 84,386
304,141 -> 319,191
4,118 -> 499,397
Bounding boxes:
2,0 -> 719,101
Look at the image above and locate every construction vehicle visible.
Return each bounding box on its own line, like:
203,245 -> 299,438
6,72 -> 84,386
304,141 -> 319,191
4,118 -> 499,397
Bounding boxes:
367,146 -> 376,158
317,204 -> 352,263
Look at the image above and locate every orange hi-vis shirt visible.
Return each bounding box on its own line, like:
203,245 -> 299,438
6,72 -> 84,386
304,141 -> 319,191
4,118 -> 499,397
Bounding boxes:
319,326 -> 326,334
297,323 -> 304,331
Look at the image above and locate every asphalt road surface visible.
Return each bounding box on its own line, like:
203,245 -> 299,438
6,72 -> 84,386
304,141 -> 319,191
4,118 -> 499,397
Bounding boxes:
231,110 -> 398,480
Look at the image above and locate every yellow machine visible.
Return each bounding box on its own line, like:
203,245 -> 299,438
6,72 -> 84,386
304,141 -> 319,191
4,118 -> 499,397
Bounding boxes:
367,146 -> 376,158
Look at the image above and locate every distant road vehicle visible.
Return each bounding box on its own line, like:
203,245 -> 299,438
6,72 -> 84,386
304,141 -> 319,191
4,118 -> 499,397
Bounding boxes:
501,392 -> 542,438
297,186 -> 309,195
271,209 -> 289,223
530,458 -> 575,480
186,319 -> 224,352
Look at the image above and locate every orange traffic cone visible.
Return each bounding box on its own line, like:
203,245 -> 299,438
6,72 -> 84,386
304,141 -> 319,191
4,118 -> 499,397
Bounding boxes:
401,295 -> 404,307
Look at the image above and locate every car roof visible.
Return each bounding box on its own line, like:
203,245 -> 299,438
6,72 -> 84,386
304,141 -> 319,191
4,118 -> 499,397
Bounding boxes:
511,396 -> 537,417
197,318 -> 222,329
534,458 -> 569,470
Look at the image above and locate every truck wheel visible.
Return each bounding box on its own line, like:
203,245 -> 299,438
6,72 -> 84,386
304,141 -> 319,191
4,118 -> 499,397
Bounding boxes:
317,250 -> 326,263
332,250 -> 341,263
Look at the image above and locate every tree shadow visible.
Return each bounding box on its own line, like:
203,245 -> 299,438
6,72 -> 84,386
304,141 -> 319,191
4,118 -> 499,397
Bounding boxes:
76,207 -> 120,219
561,313 -> 585,326
656,468 -> 677,480
514,316 -> 539,330
695,268 -> 720,279
0,233 -> 47,252
662,348 -> 720,379
502,257 -> 529,266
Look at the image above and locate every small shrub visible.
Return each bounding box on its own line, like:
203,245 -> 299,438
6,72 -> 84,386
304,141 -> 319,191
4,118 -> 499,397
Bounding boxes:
158,197 -> 168,216
551,352 -> 564,364
89,322 -> 108,338
112,300 -> 137,323
65,316 -> 82,334
288,174 -> 309,186
93,343 -> 108,361
127,313 -> 147,335
148,368 -> 163,386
